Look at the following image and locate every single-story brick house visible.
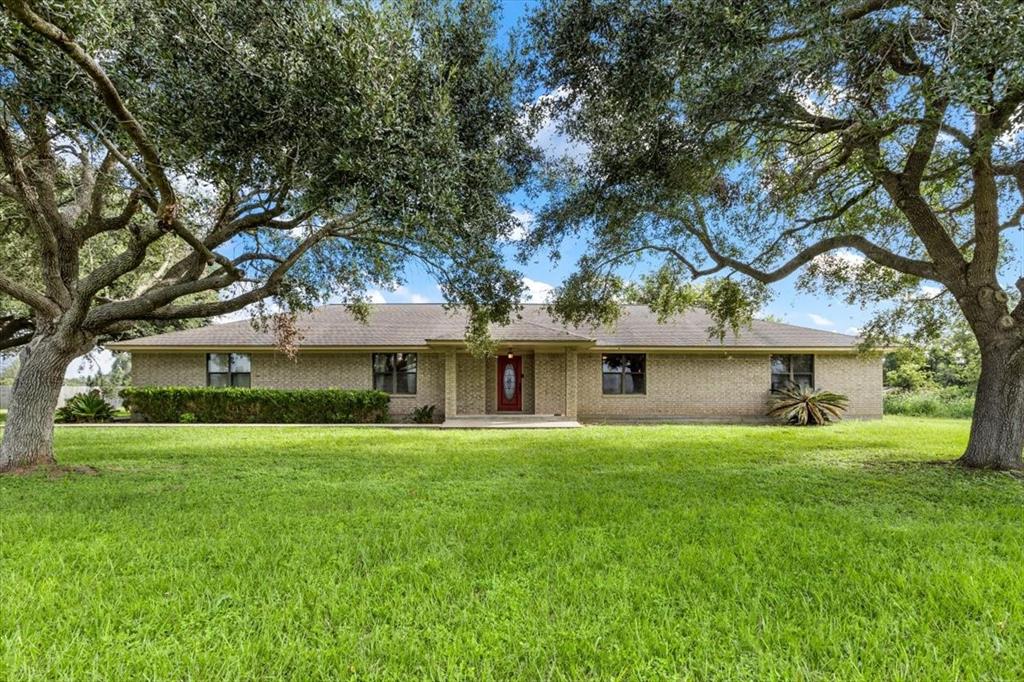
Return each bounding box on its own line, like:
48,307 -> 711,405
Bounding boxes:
109,304 -> 882,423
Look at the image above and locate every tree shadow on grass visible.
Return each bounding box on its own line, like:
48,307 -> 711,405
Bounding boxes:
861,458 -> 1024,481
4,463 -> 100,479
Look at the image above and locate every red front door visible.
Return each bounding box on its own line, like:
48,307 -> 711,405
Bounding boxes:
497,355 -> 523,411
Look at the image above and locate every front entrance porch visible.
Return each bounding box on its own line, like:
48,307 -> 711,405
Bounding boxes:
439,347 -> 581,423
441,414 -> 581,429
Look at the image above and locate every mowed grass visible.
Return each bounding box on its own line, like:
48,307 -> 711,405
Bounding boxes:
1,418 -> 1022,681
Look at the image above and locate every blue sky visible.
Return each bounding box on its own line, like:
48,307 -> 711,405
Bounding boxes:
374,0 -> 869,336
61,0 -> 1024,378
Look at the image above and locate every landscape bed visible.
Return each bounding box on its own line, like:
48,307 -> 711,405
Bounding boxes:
1,417 -> 1021,680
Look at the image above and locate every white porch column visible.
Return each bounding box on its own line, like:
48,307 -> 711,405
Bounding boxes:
444,350 -> 458,418
565,348 -> 578,420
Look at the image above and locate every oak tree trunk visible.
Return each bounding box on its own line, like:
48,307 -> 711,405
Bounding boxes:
959,346 -> 1024,470
0,333 -> 83,472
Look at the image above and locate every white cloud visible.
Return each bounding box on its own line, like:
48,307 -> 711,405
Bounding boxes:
521,277 -> 555,303
845,326 -> 861,335
919,285 -> 942,298
168,167 -> 217,202
814,249 -> 865,270
409,293 -> 430,304
997,118 -> 1023,148
213,308 -> 252,323
807,313 -> 834,327
366,290 -> 388,304
507,209 -> 533,241
531,87 -> 589,163
66,349 -> 116,379
834,251 -> 866,267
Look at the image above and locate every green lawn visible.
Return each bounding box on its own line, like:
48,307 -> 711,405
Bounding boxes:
1,418 -> 1021,680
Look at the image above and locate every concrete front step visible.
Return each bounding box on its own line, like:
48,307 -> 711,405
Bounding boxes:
441,415 -> 581,429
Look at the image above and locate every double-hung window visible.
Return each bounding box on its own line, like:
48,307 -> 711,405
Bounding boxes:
770,354 -> 814,391
373,353 -> 417,395
602,353 -> 646,395
207,353 -> 251,387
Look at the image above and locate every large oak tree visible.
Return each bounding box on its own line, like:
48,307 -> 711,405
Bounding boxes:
0,0 -> 535,471
529,0 -> 1024,469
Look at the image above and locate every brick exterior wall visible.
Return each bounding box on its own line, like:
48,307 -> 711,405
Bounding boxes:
814,354 -> 883,418
577,352 -> 770,421
456,353 -> 486,415
575,351 -> 883,422
131,349 -> 881,421
131,352 -> 207,387
534,352 -> 566,415
130,351 -> 444,417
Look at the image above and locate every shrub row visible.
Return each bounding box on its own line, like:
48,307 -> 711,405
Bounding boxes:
883,387 -> 974,419
120,387 -> 390,424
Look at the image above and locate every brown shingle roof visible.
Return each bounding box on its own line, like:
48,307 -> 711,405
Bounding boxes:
109,304 -> 861,351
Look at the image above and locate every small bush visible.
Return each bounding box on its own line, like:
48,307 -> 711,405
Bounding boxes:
411,404 -> 436,424
55,390 -> 116,423
179,412 -> 197,424
121,387 -> 390,424
883,387 -> 974,419
768,386 -> 848,425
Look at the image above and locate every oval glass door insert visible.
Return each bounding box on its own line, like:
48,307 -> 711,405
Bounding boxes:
502,364 -> 517,401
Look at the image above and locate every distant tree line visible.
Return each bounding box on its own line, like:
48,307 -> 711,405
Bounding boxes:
884,323 -> 981,393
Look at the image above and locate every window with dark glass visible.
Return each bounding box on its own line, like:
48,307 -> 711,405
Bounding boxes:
602,353 -> 646,394
207,353 -> 251,387
770,354 -> 814,391
373,353 -> 417,395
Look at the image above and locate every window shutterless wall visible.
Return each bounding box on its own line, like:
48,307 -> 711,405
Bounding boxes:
130,351 -> 445,417
372,353 -> 417,395
206,352 -> 251,387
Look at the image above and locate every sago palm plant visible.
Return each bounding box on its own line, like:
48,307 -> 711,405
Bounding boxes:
768,386 -> 848,426
55,390 -> 116,424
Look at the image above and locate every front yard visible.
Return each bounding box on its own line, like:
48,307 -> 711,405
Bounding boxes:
1,418 -> 1021,680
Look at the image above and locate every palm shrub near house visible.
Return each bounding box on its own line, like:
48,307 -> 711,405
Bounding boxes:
0,0 -> 534,472
120,388 -> 389,424
55,390 -> 116,424
528,1 -> 1024,469
768,386 -> 849,426
411,405 -> 437,424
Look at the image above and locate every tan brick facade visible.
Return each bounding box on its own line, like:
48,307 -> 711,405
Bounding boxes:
534,352 -> 566,415
576,351 -> 882,421
130,349 -> 881,421
813,354 -> 883,418
456,353 -> 486,415
131,351 -> 444,417
577,352 -> 769,421
132,352 -> 207,387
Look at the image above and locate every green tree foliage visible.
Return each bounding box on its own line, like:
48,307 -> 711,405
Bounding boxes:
85,351 -> 131,399
885,322 -> 982,390
528,0 -> 1024,468
0,0 -> 536,468
0,0 -> 534,351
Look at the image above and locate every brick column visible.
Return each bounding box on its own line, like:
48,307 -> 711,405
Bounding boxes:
565,348 -> 578,419
444,350 -> 457,418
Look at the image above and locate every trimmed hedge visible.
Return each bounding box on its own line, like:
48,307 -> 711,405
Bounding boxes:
121,387 -> 390,424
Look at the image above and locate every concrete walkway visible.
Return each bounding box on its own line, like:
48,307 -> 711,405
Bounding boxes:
441,415 -> 581,429
53,417 -> 582,429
